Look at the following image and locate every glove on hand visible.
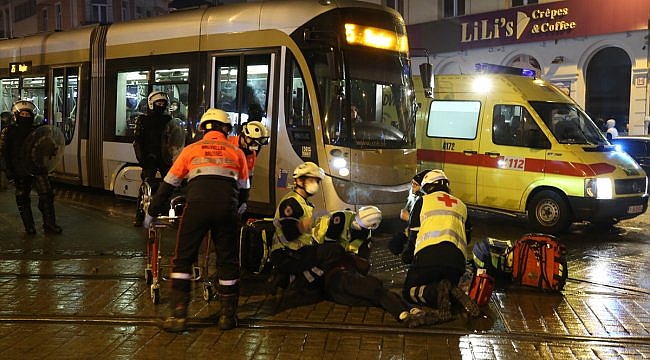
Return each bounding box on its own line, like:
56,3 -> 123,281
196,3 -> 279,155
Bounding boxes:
143,214 -> 154,229
237,202 -> 247,216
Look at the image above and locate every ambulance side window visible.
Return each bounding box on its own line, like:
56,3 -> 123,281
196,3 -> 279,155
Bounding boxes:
427,100 -> 480,139
492,105 -> 543,147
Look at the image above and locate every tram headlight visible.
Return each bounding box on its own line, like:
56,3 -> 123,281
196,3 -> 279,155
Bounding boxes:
332,157 -> 349,177
585,177 -> 613,199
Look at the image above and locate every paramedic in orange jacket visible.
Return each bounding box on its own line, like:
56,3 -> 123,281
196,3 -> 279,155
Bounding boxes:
400,170 -> 480,320
228,120 -> 269,215
146,108 -> 249,332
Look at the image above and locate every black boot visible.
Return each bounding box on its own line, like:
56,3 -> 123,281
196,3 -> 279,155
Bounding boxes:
217,294 -> 239,330
162,289 -> 190,333
17,197 -> 36,234
39,195 -> 62,234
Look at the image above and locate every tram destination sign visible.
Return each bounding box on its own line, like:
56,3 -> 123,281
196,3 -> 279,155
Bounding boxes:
9,61 -> 32,74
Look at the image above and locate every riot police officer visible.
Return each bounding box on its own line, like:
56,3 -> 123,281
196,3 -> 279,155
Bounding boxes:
228,120 -> 269,215
133,91 -> 173,226
0,100 -> 62,234
146,108 -> 249,332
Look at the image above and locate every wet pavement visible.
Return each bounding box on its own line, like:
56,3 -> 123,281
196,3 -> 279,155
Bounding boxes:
0,184 -> 649,359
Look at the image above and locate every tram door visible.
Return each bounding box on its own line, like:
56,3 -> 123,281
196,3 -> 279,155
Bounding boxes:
211,51 -> 278,214
52,66 -> 81,181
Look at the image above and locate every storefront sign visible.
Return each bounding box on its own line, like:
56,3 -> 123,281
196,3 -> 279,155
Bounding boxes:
407,0 -> 650,52
454,0 -> 649,49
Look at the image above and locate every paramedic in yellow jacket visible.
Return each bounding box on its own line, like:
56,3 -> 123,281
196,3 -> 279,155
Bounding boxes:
400,170 -> 480,319
312,206 -> 382,260
269,162 -> 344,292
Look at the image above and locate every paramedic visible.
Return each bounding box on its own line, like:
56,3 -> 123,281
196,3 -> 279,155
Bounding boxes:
145,108 -> 249,332
312,206 -> 382,260
268,162 -> 344,294
388,169 -> 430,256
228,120 -> 269,215
400,170 -> 480,320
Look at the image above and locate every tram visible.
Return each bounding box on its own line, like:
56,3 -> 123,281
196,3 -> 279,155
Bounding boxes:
0,0 -> 417,219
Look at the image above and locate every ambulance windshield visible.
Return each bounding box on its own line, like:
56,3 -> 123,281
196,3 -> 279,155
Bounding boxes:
530,102 -> 609,145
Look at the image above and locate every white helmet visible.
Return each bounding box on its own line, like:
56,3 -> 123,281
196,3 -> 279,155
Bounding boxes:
12,100 -> 37,116
355,206 -> 382,230
199,108 -> 231,130
147,91 -> 169,110
293,162 -> 325,180
243,121 -> 269,143
421,169 -> 449,189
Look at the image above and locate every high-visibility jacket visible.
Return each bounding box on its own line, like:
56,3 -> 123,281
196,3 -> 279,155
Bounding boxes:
163,131 -> 249,190
228,135 -> 257,175
415,190 -> 469,258
272,191 -> 314,251
312,210 -> 370,254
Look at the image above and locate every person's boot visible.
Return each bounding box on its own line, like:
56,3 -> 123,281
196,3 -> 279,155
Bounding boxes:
217,294 -> 239,330
450,286 -> 481,318
17,198 -> 36,234
162,289 -> 190,332
436,279 -> 452,313
39,195 -> 62,234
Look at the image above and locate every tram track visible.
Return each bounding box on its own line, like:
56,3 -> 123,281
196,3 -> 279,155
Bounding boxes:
1,313 -> 649,348
1,268 -> 649,297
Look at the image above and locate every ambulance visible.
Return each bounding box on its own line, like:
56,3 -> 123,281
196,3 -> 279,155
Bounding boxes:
415,64 -> 648,233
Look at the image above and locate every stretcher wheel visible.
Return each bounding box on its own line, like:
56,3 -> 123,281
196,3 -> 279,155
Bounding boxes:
145,268 -> 153,285
151,285 -> 160,305
203,283 -> 214,302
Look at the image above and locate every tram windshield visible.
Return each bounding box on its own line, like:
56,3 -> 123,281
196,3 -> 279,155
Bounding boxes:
316,48 -> 415,149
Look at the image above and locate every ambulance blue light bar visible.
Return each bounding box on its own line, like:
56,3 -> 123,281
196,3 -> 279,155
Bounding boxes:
475,63 -> 536,77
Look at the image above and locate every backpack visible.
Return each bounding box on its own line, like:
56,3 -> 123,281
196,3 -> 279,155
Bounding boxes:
239,218 -> 275,275
472,237 -> 514,284
511,233 -> 568,291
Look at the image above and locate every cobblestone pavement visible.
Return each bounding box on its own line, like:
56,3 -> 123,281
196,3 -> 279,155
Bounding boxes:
0,185 -> 648,359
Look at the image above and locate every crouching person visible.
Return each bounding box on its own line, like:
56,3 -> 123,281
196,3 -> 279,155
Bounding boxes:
268,162 -> 344,296
400,170 -> 480,320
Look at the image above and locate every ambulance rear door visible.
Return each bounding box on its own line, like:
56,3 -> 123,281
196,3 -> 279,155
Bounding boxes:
422,99 -> 482,206
477,103 -> 549,212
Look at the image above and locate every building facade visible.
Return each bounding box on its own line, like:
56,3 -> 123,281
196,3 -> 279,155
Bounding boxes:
0,0 -> 168,37
405,0 -> 650,135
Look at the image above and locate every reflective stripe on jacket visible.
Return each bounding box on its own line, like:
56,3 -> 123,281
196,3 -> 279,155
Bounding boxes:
415,191 -> 468,258
164,131 -> 249,189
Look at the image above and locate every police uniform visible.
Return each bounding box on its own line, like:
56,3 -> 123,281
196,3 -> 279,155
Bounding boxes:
0,101 -> 62,234
133,95 -> 173,225
148,119 -> 248,331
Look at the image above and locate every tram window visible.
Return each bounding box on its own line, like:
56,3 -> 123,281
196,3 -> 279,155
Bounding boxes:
213,54 -> 270,134
53,67 -> 79,145
115,70 -> 149,137
153,67 -> 190,125
1,78 -> 19,112
22,77 -> 47,124
286,58 -> 314,160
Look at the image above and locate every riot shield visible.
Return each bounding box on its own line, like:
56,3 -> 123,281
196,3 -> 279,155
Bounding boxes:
21,125 -> 65,175
161,118 -> 186,166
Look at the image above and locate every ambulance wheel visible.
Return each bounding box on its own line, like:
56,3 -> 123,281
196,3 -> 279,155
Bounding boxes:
527,190 -> 570,234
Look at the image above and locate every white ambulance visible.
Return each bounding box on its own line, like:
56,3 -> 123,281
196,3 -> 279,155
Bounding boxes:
416,64 -> 648,233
